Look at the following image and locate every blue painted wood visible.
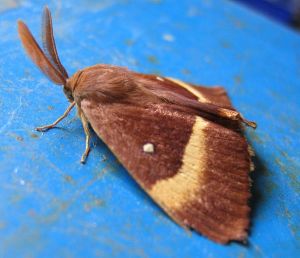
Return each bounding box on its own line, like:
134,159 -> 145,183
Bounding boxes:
0,0 -> 299,257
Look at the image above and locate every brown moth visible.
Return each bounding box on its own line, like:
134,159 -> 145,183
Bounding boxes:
18,7 -> 256,244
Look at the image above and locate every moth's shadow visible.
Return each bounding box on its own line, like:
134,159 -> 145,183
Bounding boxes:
248,141 -> 270,237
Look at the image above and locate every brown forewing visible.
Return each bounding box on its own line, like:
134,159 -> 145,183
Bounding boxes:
79,80 -> 252,244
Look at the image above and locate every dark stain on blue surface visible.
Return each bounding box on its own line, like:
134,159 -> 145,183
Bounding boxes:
249,148 -> 273,222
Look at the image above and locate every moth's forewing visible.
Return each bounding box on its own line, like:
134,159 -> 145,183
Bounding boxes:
80,79 -> 252,244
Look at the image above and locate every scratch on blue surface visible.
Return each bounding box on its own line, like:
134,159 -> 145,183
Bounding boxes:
0,97 -> 23,134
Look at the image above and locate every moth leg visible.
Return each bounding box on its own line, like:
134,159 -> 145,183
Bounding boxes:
36,102 -> 75,132
79,112 -> 91,164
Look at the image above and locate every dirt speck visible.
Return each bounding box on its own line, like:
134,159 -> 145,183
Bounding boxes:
248,131 -> 264,144
0,221 -> 6,229
124,39 -> 134,46
84,197 -> 105,212
101,154 -> 107,162
221,41 -> 231,49
8,132 -> 24,142
181,69 -> 191,75
147,55 -> 159,64
274,157 -> 300,194
265,181 -> 278,193
30,133 -> 39,139
150,70 -> 162,76
64,175 -> 75,184
234,75 -> 243,85
149,0 -> 161,4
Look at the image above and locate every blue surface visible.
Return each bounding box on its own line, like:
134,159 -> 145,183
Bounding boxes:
0,0 -> 300,257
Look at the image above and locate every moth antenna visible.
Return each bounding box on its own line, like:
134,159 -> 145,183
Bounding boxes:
17,20 -> 66,85
42,6 -> 69,79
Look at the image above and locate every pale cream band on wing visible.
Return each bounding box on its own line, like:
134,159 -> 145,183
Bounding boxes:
149,116 -> 208,210
149,77 -> 209,210
166,77 -> 210,103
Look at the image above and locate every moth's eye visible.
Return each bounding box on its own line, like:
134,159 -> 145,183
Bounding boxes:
63,87 -> 73,101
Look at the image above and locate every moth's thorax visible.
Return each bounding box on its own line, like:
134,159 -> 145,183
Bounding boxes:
66,65 -> 127,93
65,64 -> 172,107
65,65 -> 157,105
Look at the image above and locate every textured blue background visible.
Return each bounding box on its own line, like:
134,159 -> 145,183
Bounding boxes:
0,0 -> 299,257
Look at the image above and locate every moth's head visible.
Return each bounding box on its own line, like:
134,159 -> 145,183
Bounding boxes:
17,6 -> 73,101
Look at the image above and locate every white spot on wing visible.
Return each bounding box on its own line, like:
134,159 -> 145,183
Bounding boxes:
143,143 -> 154,153
149,117 -> 208,209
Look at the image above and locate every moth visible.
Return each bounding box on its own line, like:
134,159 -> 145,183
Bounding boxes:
18,7 -> 256,244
